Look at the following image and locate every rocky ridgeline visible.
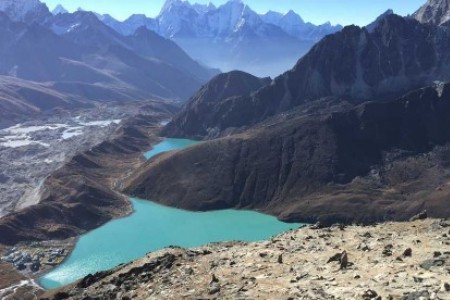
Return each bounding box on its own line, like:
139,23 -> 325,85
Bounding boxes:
42,218 -> 450,300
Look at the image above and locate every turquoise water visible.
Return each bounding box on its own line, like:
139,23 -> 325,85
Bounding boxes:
39,139 -> 300,289
144,138 -> 199,159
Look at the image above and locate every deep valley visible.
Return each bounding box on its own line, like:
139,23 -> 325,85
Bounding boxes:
1,0 -> 450,299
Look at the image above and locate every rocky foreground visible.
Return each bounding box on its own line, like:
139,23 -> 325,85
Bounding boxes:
42,218 -> 450,300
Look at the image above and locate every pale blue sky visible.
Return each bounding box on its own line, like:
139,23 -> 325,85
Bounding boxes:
41,0 -> 426,26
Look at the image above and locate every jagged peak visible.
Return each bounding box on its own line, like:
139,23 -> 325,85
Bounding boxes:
414,0 -> 450,25
160,0 -> 191,15
220,0 -> 245,10
192,2 -> 216,14
365,9 -> 394,32
52,4 -> 68,15
126,14 -> 149,21
0,0 -> 50,22
265,10 -> 282,17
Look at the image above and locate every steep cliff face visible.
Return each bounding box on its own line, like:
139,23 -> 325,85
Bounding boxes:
166,14 -> 450,139
414,0 -> 450,26
164,71 -> 271,139
126,83 -> 450,225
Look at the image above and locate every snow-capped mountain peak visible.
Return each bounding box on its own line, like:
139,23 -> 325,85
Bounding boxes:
95,0 -> 342,44
414,0 -> 450,26
160,0 -> 190,16
192,2 -> 216,14
262,11 -> 283,24
52,4 -> 68,15
284,9 -> 304,24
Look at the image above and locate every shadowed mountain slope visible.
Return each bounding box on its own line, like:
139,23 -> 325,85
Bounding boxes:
164,71 -> 271,139
126,83 -> 450,225
165,14 -> 450,139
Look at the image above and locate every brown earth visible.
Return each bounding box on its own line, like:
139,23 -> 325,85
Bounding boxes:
0,112 -> 173,246
125,84 -> 450,225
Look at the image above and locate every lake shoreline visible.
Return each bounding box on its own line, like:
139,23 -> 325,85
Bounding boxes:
42,218 -> 450,300
0,128 -> 300,295
39,138 -> 301,289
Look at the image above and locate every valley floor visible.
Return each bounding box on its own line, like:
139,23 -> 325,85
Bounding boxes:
0,99 -> 176,298
41,218 -> 450,300
0,100 -> 170,218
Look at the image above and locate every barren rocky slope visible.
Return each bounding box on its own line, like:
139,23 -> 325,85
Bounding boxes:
125,83 -> 450,225
165,14 -> 450,139
41,218 -> 450,300
0,76 -> 85,123
164,71 -> 271,139
0,110 -> 174,245
0,7 -> 218,123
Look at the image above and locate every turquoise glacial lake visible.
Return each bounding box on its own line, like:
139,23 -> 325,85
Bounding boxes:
39,139 -> 300,289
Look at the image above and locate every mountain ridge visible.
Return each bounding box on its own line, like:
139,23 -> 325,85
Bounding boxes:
95,0 -> 342,76
0,6 -> 219,116
414,0 -> 450,25
165,13 -> 450,139
126,82 -> 450,225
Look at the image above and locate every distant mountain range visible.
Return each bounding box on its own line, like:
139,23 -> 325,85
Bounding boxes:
166,12 -> 450,138
68,0 -> 342,77
133,0 -> 450,225
0,0 -> 218,123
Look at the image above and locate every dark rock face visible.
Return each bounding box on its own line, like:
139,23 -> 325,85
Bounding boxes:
166,14 -> 450,138
414,0 -> 450,26
365,9 -> 394,32
164,71 -> 271,139
125,83 -> 450,225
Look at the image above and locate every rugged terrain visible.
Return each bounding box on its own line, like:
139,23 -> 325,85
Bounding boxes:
0,115 -> 163,245
0,100 -> 177,298
0,3 -> 218,123
0,100 -> 176,217
3,1 -> 450,299
126,83 -> 450,225
414,0 -> 450,25
141,4 -> 450,225
164,71 -> 271,139
41,218 -> 450,300
165,14 -> 450,139
99,0 -> 342,77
